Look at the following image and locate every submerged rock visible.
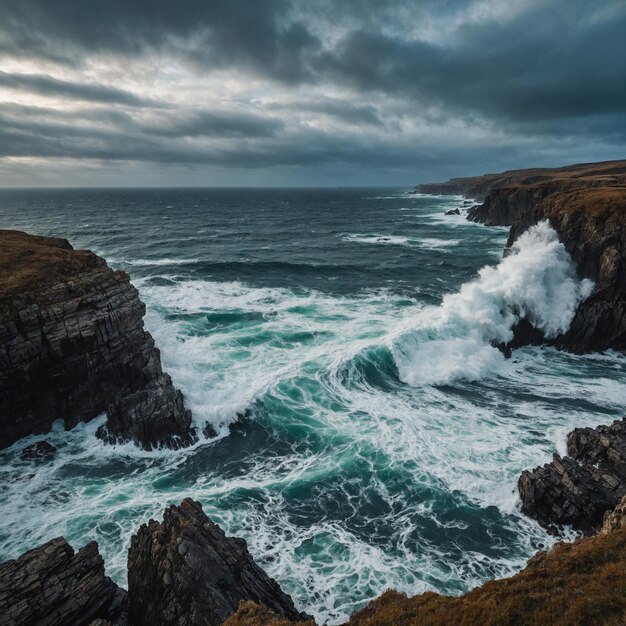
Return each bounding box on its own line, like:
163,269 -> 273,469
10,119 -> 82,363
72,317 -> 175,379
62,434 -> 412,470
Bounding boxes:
20,440 -> 57,461
127,498 -> 310,626
519,418 -> 626,533
0,229 -> 199,451
0,537 -> 127,625
444,208 -> 460,215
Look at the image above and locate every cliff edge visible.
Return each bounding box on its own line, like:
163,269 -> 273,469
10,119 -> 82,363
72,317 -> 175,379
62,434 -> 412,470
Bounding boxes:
416,160 -> 626,354
0,229 -> 201,451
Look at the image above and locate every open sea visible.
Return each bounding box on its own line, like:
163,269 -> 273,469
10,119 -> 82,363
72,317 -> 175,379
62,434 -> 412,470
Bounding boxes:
1,187 -> 625,624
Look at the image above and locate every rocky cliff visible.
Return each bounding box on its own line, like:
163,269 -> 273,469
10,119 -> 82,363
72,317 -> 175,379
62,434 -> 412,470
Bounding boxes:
417,161 -> 626,354
0,537 -> 127,625
0,229 -> 200,451
519,418 -> 626,535
128,498 -> 309,626
508,187 -> 626,353
414,159 -> 626,206
0,499 -> 310,626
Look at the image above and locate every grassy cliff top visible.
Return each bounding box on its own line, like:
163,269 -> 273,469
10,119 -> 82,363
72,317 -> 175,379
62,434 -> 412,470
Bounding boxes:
0,229 -> 106,301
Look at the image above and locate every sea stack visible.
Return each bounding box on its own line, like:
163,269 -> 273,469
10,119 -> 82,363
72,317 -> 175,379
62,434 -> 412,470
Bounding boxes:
0,229 -> 198,451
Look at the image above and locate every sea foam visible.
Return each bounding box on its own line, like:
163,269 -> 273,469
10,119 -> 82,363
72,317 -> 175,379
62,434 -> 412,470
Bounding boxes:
392,221 -> 594,386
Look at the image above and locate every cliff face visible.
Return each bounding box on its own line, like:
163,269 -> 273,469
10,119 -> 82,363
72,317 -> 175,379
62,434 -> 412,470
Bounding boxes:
0,229 -> 198,451
128,499 -> 309,626
0,537 -> 127,625
508,187 -> 626,353
418,161 -> 626,354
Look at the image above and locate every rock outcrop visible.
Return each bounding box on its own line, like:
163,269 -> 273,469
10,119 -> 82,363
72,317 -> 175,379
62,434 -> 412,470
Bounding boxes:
0,537 -> 127,626
127,498 -> 309,626
0,229 -> 198,450
518,418 -> 626,534
416,160 -> 626,354
602,494 -> 626,535
414,159 -> 626,209
508,186 -> 626,353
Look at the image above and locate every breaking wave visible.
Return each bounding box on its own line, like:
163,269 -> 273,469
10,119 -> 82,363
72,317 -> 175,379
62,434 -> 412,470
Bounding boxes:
391,221 -> 594,386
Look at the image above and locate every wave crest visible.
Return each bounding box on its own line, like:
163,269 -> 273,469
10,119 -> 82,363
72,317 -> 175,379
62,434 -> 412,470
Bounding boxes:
392,221 -> 594,386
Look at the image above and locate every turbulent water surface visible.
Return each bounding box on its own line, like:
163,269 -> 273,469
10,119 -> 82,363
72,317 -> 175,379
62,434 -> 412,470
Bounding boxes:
1,188 -> 625,623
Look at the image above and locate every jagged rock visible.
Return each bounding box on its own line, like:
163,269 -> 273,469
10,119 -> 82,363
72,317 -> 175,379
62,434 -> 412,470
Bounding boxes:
127,498 -> 310,626
519,418 -> 626,533
0,229 -> 199,451
20,440 -> 57,461
602,495 -> 626,535
444,208 -> 460,215
0,537 -> 127,626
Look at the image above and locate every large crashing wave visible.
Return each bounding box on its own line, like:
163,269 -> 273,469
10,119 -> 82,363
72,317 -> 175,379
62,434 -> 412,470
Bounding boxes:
391,221 -> 594,386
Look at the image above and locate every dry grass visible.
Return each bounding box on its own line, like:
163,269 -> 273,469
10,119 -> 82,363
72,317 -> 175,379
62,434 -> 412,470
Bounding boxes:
224,529 -> 626,626
0,229 -> 106,301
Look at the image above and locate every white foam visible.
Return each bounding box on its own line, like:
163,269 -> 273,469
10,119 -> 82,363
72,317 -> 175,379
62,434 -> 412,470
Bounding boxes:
342,233 -> 412,246
391,222 -> 594,386
125,257 -> 200,266
342,234 -> 460,250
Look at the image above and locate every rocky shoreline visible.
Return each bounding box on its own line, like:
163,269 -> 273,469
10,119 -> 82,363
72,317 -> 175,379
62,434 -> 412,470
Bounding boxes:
2,494 -> 625,626
0,230 -> 214,451
2,160 -> 626,624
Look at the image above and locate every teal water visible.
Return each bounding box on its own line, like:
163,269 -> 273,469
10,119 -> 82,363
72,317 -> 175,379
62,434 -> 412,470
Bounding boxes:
0,188 -> 625,624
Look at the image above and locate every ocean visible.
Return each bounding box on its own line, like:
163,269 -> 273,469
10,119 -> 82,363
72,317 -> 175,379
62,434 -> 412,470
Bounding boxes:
1,187 -> 625,624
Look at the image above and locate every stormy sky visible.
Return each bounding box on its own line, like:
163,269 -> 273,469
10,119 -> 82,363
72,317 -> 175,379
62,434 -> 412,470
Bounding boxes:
0,0 -> 624,187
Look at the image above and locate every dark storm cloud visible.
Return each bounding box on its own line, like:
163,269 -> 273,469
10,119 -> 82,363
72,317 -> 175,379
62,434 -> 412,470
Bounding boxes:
270,97 -> 386,128
0,0 -> 318,83
0,70 -> 155,107
145,110 -> 285,139
0,0 -> 625,183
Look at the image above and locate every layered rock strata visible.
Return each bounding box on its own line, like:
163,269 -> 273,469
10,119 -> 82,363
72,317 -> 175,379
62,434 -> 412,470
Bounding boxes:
519,418 -> 626,534
0,229 -> 198,450
127,498 -> 310,626
0,537 -> 127,626
417,161 -> 626,354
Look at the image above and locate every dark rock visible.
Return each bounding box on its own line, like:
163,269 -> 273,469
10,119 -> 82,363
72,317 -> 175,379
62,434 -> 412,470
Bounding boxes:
426,160 -> 626,354
127,498 -> 310,626
444,208 -> 461,216
20,440 -> 57,461
0,537 -> 127,625
509,188 -> 626,353
519,418 -> 626,533
0,229 -> 200,451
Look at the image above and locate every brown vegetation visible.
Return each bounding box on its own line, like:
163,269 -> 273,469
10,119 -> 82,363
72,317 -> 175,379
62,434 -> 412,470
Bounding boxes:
0,229 -> 107,303
225,525 -> 626,626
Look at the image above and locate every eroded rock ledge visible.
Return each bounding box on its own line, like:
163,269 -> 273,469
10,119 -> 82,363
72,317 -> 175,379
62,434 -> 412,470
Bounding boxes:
0,537 -> 127,625
0,229 -> 200,450
128,498 -> 310,626
519,418 -> 626,534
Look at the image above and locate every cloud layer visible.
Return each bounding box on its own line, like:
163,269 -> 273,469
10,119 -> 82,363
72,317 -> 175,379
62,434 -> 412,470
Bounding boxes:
0,0 -> 624,186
